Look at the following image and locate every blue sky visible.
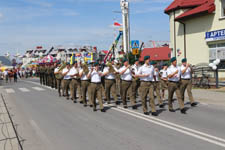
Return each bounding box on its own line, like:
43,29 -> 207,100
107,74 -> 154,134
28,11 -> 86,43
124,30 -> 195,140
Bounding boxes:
0,0 -> 172,56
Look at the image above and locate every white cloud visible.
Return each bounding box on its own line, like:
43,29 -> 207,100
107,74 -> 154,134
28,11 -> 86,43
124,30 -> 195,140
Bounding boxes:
0,13 -> 3,19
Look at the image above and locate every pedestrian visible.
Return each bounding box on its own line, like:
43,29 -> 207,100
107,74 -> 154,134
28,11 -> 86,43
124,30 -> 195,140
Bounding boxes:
119,58 -> 136,109
13,68 -> 18,82
130,58 -> 140,104
180,58 -> 197,107
3,69 -> 9,83
87,62 -> 105,112
54,62 -> 64,97
136,56 -> 157,116
167,57 -> 186,114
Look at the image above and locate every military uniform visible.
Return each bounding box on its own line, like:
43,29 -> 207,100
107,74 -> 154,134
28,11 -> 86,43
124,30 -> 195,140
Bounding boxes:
39,65 -> 45,85
167,58 -> 186,114
103,65 -> 119,104
54,66 -> 63,96
152,65 -> 164,107
138,63 -> 157,115
88,65 -> 105,112
180,62 -> 197,107
119,65 -> 136,108
68,65 -> 80,102
160,67 -> 168,101
131,64 -> 140,101
62,66 -> 71,99
80,68 -> 91,106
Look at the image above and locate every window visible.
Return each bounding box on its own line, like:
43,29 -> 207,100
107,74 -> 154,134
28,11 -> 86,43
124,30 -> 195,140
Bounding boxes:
221,0 -> 225,17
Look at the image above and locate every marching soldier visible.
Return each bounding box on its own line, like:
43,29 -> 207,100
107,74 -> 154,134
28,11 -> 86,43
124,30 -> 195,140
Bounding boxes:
131,58 -> 140,101
160,63 -> 168,101
50,63 -> 55,88
167,57 -> 186,114
68,61 -> 80,103
79,63 -> 91,107
119,59 -> 136,109
103,59 -> 119,105
115,60 -> 121,97
54,62 -> 63,97
39,63 -> 45,85
136,56 -> 157,116
43,64 -> 47,85
87,62 -> 105,112
151,61 -> 164,108
62,63 -> 71,100
180,58 -> 197,107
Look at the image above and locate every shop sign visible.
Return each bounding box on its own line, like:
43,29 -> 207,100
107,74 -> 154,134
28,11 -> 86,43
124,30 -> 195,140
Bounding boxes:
206,29 -> 225,42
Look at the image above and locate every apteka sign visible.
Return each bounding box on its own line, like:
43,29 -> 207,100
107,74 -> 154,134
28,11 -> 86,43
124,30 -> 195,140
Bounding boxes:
206,29 -> 225,42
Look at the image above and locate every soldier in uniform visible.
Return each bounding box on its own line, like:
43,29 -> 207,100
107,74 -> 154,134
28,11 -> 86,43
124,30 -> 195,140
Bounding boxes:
44,63 -> 49,86
54,62 -> 63,97
160,63 -> 168,101
180,58 -> 197,107
136,56 -> 157,116
39,63 -> 45,85
87,62 -> 105,112
79,63 -> 90,107
62,63 -> 71,100
68,61 -> 80,103
115,60 -> 121,97
131,58 -> 140,103
151,61 -> 164,108
167,57 -> 186,114
49,63 -> 55,88
119,59 -> 136,109
103,59 -> 119,105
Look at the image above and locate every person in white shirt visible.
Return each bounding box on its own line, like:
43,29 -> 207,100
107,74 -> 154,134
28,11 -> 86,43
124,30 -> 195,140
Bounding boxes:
180,58 -> 197,107
130,58 -> 140,107
160,63 -> 168,101
87,62 -> 105,112
119,58 -> 136,109
3,69 -> 9,83
136,56 -> 157,116
103,59 -> 119,105
62,63 -> 71,99
79,63 -> 91,107
151,61 -> 164,108
167,57 -> 186,114
68,61 -> 80,102
54,62 -> 63,97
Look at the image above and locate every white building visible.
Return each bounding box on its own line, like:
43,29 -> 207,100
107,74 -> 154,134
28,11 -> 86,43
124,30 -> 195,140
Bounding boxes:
165,0 -> 225,68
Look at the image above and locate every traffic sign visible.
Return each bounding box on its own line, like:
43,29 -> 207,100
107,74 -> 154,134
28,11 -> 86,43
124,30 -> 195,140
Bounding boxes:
131,40 -> 139,49
132,48 -> 139,55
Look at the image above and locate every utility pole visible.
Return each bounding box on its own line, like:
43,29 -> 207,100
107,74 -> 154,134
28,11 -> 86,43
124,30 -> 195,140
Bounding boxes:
120,0 -> 130,56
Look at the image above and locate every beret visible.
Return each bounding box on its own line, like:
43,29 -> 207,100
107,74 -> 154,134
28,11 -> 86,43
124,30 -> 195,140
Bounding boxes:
170,57 -> 177,62
144,56 -> 150,61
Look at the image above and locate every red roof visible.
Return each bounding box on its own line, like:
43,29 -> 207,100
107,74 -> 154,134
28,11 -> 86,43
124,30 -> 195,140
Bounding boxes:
165,0 -> 215,21
139,46 -> 171,61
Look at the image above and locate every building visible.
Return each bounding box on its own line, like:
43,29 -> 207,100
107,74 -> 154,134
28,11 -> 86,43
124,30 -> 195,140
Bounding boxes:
139,46 -> 171,62
165,0 -> 225,67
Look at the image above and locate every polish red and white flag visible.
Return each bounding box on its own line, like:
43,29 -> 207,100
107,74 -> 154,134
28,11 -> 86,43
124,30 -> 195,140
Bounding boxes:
114,22 -> 122,26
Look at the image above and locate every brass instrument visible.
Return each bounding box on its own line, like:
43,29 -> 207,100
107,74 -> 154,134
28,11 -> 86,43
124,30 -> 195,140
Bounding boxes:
82,63 -> 89,75
106,62 -> 116,73
55,62 -> 66,80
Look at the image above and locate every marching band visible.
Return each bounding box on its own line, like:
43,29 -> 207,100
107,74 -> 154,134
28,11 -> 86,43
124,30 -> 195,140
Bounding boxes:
37,56 -> 198,116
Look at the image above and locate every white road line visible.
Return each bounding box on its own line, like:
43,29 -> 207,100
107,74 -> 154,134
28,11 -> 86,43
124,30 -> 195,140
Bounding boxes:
111,107 -> 225,148
25,80 -> 225,148
18,88 -> 30,92
32,87 -> 45,91
5,89 -> 15,94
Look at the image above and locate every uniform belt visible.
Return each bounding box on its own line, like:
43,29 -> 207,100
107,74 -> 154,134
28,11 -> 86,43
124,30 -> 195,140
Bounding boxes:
105,79 -> 115,80
169,81 -> 179,83
140,80 -> 153,83
91,82 -> 101,84
81,80 -> 90,81
121,80 -> 132,82
181,79 -> 191,80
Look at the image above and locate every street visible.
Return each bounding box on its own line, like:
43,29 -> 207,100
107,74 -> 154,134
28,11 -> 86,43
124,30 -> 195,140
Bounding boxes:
0,78 -> 225,150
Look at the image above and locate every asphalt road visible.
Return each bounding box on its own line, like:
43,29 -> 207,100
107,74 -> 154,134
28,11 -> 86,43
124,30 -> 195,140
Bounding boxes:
0,78 -> 225,150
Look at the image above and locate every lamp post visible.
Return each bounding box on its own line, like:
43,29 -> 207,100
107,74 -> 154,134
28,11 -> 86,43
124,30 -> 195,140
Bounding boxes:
209,59 -> 221,88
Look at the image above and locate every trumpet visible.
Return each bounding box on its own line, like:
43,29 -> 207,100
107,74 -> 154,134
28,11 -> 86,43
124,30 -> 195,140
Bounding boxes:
82,63 -> 89,75
106,62 -> 116,73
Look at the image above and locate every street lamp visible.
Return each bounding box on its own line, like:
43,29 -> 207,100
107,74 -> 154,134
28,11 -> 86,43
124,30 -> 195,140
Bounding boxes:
209,59 -> 221,88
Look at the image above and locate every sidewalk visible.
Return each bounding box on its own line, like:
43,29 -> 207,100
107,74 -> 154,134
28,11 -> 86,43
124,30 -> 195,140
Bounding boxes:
0,91 -> 20,150
188,89 -> 225,107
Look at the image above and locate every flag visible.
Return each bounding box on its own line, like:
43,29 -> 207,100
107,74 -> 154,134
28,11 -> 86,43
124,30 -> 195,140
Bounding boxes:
114,22 -> 122,26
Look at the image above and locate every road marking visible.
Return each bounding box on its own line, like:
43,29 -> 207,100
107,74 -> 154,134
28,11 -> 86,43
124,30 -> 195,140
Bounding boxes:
32,87 -> 45,91
5,89 -> 15,94
25,80 -> 225,148
18,88 -> 30,92
109,106 -> 225,148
